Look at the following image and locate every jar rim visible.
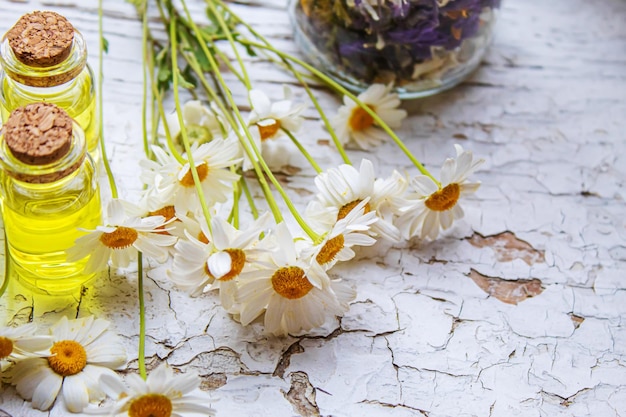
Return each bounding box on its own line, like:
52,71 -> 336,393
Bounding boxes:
0,29 -> 87,88
0,121 -> 87,184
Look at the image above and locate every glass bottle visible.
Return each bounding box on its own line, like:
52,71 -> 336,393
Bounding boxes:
0,102 -> 102,295
0,10 -> 99,158
289,0 -> 501,99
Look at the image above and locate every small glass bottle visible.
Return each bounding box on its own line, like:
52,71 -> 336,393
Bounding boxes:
0,102 -> 102,295
289,0 -> 501,99
0,11 -> 99,157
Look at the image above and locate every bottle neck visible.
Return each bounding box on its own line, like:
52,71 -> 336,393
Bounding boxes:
0,30 -> 88,88
0,121 -> 87,185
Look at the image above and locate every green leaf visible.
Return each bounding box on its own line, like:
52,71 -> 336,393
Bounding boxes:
176,70 -> 195,89
157,66 -> 171,83
181,65 -> 198,89
101,36 -> 109,53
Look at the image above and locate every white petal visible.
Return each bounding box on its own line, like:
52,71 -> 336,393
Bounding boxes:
32,371 -> 63,411
411,175 -> 439,196
207,251 -> 232,280
421,211 -> 439,240
249,89 -> 271,118
63,374 -> 89,413
98,372 -> 126,399
107,199 -> 127,226
439,158 -> 456,186
182,100 -> 206,125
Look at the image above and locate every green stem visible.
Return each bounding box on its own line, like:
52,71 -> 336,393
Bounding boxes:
240,176 -> 259,220
98,0 -> 119,198
240,39 -> 439,185
137,253 -> 147,380
178,0 -> 284,224
175,14 -> 247,86
170,14 -> 214,232
229,169 -> 241,228
141,7 -> 150,159
179,48 -> 282,223
224,5 -> 350,165
204,0 -> 252,90
147,47 -> 185,165
283,128 -> 322,173
184,0 -> 319,240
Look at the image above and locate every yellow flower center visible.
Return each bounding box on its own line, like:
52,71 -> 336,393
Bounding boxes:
100,226 -> 139,249
271,266 -> 314,300
128,394 -> 173,417
184,124 -> 212,144
349,106 -> 375,132
149,206 -> 176,236
424,183 -> 460,211
149,206 -> 176,222
0,336 -> 13,359
179,163 -> 209,187
198,231 -> 210,244
337,199 -> 371,221
315,234 -> 345,265
47,340 -> 87,376
219,249 -> 246,281
257,120 -> 281,141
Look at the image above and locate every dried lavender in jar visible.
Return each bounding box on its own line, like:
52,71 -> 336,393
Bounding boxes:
290,0 -> 501,98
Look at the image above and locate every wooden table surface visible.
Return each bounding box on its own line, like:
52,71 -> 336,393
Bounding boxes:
1,0 -> 625,416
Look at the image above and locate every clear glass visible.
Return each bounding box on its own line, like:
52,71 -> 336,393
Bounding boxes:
0,30 -> 100,158
289,0 -> 501,99
0,122 -> 102,295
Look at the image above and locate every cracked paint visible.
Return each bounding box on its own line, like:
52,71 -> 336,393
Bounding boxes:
282,372 -> 320,417
468,231 -> 545,265
468,269 -> 543,305
1,0 -> 626,416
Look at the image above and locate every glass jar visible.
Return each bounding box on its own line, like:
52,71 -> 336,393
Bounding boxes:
0,103 -> 102,295
289,0 -> 501,99
0,11 -> 99,158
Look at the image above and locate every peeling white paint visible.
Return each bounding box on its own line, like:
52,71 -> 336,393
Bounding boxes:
1,0 -> 626,416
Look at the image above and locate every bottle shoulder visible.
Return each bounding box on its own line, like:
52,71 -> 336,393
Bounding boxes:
0,66 -> 95,115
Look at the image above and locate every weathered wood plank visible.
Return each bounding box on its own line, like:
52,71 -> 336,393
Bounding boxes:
1,0 -> 625,416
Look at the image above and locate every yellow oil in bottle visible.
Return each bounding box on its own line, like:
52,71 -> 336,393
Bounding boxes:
0,13 -> 100,159
0,103 -> 103,295
2,185 -> 102,295
0,70 -> 99,159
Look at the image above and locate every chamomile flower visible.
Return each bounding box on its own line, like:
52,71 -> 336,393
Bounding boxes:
66,199 -> 177,273
162,100 -> 230,148
247,86 -> 305,141
10,316 -> 126,413
243,87 -> 305,171
237,223 -> 354,336
98,362 -> 216,417
168,231 -> 215,297
307,159 -> 403,241
331,83 -> 407,150
307,199 -> 378,271
140,141 -> 241,214
397,144 -> 485,240
0,323 -> 53,366
169,213 -> 271,312
146,204 -> 185,238
203,214 -> 272,311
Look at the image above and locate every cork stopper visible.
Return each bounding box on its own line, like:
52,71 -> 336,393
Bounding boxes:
6,11 -> 75,68
4,102 -> 73,165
